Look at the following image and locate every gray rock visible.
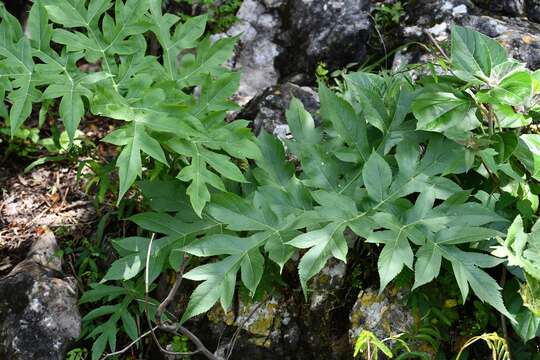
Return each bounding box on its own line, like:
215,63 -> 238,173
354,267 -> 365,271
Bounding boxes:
216,0 -> 373,98
238,82 -> 319,137
276,0 -> 372,81
527,0 -> 540,22
349,288 -> 415,346
472,0 -> 525,16
398,0 -> 540,70
206,295 -> 302,359
262,0 -> 284,8
199,260 -> 350,359
309,259 -> 346,311
0,231 -> 81,360
218,0 -> 283,105
471,0 -> 540,23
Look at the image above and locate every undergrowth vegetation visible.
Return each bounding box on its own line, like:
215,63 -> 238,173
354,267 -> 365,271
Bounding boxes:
1,0 -> 539,359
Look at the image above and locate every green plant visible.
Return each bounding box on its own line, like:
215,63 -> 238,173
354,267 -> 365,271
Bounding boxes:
456,332 -> 510,360
373,1 -> 404,29
0,0 -> 254,211
353,329 -> 431,360
0,0 -> 250,358
174,0 -> 242,33
171,335 -> 192,359
89,24 -> 540,356
67,347 -> 89,360
493,216 -> 540,314
86,25 -> 539,357
3,3 -> 540,357
354,330 -> 395,359
494,215 -> 540,341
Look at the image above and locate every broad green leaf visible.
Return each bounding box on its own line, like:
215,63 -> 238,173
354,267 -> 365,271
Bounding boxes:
362,151 -> 392,202
489,70 -> 532,106
120,310 -> 138,341
344,72 -> 388,132
368,230 -> 414,292
514,134 -> 540,181
130,212 -> 215,239
177,150 -> 214,217
181,231 -> 269,320
413,241 -> 442,289
137,180 -> 190,212
451,25 -> 507,83
192,72 -> 240,115
200,148 -> 246,183
80,284 -> 128,304
208,192 -> 277,231
181,255 -> 241,322
0,8 -> 36,136
434,227 -> 501,245
493,215 -> 540,280
138,128 -> 167,165
102,254 -> 143,281
493,104 -> 531,128
286,98 -> 320,145
443,246 -> 514,320
168,134 -> 252,216
241,248 -> 265,294
59,91 -> 85,141
264,230 -> 298,272
28,0 -> 53,51
183,233 -> 265,256
91,330 -> 109,360
149,2 -> 206,79
505,279 -> 540,342
116,128 -> 142,201
513,308 -> 540,342
319,82 -> 369,162
255,130 -> 295,187
412,85 -> 479,135
42,0 -> 94,28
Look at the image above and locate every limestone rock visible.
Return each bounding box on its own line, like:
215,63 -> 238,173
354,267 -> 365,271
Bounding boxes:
276,0 -> 372,81
349,288 -> 415,346
201,259 -> 349,359
216,0 -> 283,105
527,0 -> 540,22
472,0 -> 525,16
309,259 -> 347,311
207,296 -> 301,359
0,231 -> 81,360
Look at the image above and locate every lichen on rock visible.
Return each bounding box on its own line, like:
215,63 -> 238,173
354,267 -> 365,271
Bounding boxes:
349,288 -> 415,346
208,297 -> 286,348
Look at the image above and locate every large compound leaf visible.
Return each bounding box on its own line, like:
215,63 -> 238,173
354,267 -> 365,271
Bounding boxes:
181,232 -> 268,322
0,5 -> 37,136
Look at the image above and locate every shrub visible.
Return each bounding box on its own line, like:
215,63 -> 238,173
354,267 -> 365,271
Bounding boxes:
1,1 -> 539,357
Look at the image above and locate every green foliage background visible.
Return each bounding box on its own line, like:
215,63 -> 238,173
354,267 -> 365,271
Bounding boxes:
0,1 -> 539,359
